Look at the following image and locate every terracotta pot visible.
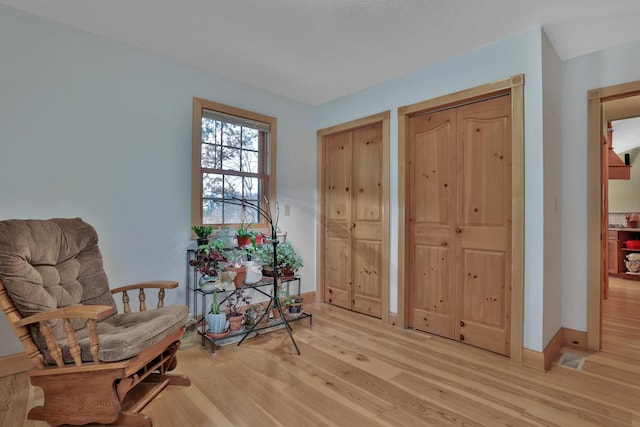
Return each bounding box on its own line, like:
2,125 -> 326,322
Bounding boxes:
262,266 -> 275,277
261,266 -> 295,279
224,266 -> 247,288
280,267 -> 295,279
627,220 -> 638,228
227,313 -> 243,331
237,236 -> 252,247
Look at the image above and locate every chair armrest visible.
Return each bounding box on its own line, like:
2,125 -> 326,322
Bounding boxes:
14,305 -> 115,328
14,305 -> 115,368
110,281 -> 178,313
110,280 -> 178,294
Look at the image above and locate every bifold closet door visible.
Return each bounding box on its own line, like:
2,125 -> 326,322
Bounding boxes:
323,123 -> 383,318
408,95 -> 512,356
323,131 -> 352,310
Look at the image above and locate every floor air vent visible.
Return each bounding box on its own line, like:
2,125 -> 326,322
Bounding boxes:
557,351 -> 586,370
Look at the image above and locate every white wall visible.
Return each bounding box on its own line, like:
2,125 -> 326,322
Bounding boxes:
314,29 -> 547,351
609,148 -> 640,212
0,6 -> 315,356
541,31 -> 564,347
561,39 -> 640,331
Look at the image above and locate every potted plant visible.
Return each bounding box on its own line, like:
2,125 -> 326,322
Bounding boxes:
215,226 -> 237,248
255,241 -> 303,278
626,212 -> 640,228
226,289 -> 251,331
189,240 -> 226,287
222,247 -> 248,288
205,293 -> 229,336
191,225 -> 213,246
285,295 -> 304,315
236,220 -> 255,248
262,226 -> 287,245
243,303 -> 266,328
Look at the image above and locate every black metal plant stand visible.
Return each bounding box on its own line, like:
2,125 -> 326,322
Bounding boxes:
229,197 -> 301,355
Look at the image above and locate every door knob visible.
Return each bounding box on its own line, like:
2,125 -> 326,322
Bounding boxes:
456,227 -> 462,234
460,321 -> 465,327
460,334 -> 465,341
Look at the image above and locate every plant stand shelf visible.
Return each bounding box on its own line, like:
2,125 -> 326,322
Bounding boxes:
197,309 -> 312,353
188,266 -> 311,353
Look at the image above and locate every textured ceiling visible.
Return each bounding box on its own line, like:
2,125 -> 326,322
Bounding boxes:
2,0 -> 640,105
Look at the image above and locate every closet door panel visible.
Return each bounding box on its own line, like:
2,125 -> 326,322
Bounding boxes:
325,236 -> 351,308
323,132 -> 352,309
411,244 -> 453,337
353,239 -> 382,317
455,95 -> 511,356
353,125 -> 383,222
351,124 -> 383,317
408,109 -> 456,335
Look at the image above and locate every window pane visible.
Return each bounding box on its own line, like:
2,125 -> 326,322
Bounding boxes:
240,201 -> 259,223
201,118 -> 219,144
243,177 -> 259,199
242,127 -> 259,150
222,122 -> 242,149
223,175 -> 242,199
222,146 -> 241,171
241,149 -> 259,173
223,202 -> 243,224
201,143 -> 220,168
203,173 -> 223,198
203,199 -> 222,224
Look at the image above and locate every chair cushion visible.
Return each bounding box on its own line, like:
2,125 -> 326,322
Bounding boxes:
41,304 -> 188,364
0,218 -> 188,365
0,218 -> 117,342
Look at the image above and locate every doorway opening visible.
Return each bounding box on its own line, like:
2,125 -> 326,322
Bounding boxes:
587,80 -> 640,353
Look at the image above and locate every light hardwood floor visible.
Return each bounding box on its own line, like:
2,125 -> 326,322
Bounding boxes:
3,281 -> 640,427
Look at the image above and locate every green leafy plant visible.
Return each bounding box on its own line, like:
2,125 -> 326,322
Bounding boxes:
254,241 -> 303,274
192,225 -> 214,239
210,293 -> 221,314
190,239 -> 226,277
226,289 -> 251,316
223,247 -> 248,268
236,220 -> 255,238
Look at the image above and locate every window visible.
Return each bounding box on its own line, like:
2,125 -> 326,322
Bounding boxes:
192,98 -> 276,228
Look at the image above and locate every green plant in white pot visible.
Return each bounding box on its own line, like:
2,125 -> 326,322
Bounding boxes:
205,293 -> 228,334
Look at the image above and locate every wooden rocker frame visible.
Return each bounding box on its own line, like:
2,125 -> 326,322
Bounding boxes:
0,280 -> 190,427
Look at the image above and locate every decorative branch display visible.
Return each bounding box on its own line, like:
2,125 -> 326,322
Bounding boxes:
225,196 -> 301,355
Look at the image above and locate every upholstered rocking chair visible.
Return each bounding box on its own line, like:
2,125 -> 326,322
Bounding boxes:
0,218 -> 190,427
